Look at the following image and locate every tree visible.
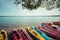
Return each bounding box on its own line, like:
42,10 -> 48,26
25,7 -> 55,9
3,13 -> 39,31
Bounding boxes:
14,0 -> 60,11
14,0 -> 41,10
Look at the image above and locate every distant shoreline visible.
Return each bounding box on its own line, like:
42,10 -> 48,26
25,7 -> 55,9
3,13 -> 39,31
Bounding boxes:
0,15 -> 60,17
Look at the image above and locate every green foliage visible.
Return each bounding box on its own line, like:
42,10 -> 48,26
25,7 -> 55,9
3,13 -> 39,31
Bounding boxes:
14,0 -> 60,10
14,0 -> 41,10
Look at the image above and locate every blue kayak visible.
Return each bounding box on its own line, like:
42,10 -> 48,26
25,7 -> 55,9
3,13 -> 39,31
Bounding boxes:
31,26 -> 51,40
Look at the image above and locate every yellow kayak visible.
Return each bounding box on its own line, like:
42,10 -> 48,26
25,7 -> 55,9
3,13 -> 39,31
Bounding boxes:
26,27 -> 45,40
0,29 -> 8,40
0,34 -> 3,40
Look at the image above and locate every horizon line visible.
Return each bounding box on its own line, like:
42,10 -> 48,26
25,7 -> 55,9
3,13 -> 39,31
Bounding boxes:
0,15 -> 60,17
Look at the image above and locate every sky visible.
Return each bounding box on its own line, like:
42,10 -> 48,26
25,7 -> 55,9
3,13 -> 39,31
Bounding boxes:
0,0 -> 60,16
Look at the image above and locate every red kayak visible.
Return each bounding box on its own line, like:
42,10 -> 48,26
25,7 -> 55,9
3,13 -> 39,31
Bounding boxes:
42,26 -> 60,35
53,21 -> 60,30
17,29 -> 32,40
11,30 -> 23,40
53,21 -> 60,26
36,26 -> 60,39
42,23 -> 60,33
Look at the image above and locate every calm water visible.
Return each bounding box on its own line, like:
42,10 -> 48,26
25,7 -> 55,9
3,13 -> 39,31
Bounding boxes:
0,17 -> 60,27
0,16 -> 60,36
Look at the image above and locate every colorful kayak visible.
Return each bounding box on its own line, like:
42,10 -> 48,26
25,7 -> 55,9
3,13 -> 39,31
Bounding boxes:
53,21 -> 60,30
42,22 -> 58,29
31,26 -> 51,40
42,23 -> 60,33
11,30 -> 23,40
42,25 -> 60,35
42,26 -> 60,36
26,27 -> 38,40
0,34 -> 3,40
53,21 -> 60,26
26,27 -> 45,40
37,26 -> 60,39
0,29 -> 8,40
17,29 -> 32,40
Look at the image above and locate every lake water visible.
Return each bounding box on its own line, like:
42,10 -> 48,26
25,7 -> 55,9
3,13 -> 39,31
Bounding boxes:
0,16 -> 60,32
0,16 -> 60,27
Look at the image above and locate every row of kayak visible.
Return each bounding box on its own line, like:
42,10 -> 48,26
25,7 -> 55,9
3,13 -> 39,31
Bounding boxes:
0,21 -> 60,40
0,27 -> 51,40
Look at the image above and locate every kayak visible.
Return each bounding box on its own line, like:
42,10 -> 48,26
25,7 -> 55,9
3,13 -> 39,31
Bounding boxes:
42,25 -> 60,35
0,34 -> 3,40
26,27 -> 45,40
31,26 -> 51,40
53,21 -> 60,26
37,26 -> 60,39
53,21 -> 60,30
42,22 -> 58,29
0,29 -> 8,40
42,23 -> 60,33
42,26 -> 60,36
11,30 -> 23,40
26,27 -> 38,40
17,29 -> 32,40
